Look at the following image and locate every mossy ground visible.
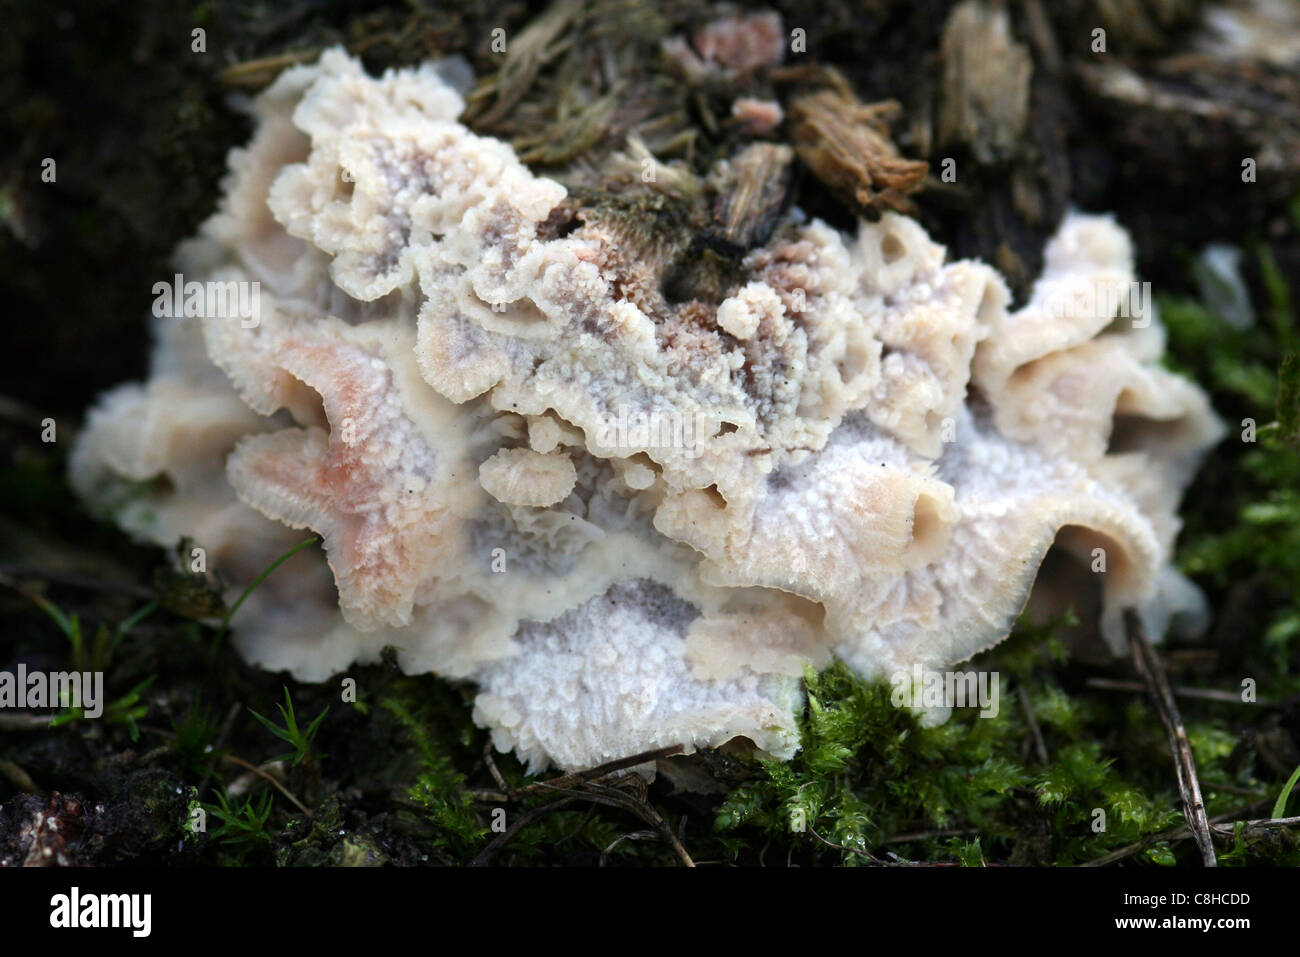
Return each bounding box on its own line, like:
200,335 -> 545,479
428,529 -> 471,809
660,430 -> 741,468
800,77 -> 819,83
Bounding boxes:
2,0 -> 1299,866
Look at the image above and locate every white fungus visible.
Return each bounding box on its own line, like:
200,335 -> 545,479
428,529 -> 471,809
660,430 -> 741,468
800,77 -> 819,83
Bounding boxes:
72,49 -> 1223,771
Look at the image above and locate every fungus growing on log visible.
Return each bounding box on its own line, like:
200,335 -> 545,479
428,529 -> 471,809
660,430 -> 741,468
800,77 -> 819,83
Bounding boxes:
72,49 -> 1222,771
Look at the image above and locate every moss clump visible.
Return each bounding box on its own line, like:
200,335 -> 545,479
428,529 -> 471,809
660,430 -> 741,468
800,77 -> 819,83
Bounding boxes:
709,638 -> 1292,866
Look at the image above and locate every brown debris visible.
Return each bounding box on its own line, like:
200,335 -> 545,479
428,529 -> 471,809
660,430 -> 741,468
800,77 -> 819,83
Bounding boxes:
1054,0 -> 1206,56
937,0 -> 1033,165
1076,55 -> 1300,190
789,87 -> 929,216
707,142 -> 795,253
220,50 -> 322,89
689,10 -> 785,76
463,0 -> 687,168
13,792 -> 87,867
465,0 -> 580,128
731,96 -> 784,136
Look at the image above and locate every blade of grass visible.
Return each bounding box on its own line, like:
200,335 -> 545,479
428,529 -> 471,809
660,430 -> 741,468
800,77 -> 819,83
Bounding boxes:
115,600 -> 158,641
211,537 -> 319,653
1272,763 -> 1300,820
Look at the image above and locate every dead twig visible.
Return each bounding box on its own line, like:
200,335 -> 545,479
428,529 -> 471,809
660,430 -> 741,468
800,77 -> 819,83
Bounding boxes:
220,754 -> 313,818
600,830 -> 659,865
482,742 -> 509,791
1210,814 -> 1300,837
464,786 -> 512,803
469,796 -> 577,867
508,744 -> 684,798
199,702 -> 241,799
1085,822 -> 1202,868
1083,800 -> 1282,867
807,826 -> 963,866
1127,609 -> 1216,866
542,780 -> 695,867
882,827 -> 979,845
0,713 -> 54,731
1086,677 -> 1274,707
465,744 -> 694,866
1017,683 -> 1050,765
807,824 -> 885,863
464,743 -> 685,805
219,50 -> 321,89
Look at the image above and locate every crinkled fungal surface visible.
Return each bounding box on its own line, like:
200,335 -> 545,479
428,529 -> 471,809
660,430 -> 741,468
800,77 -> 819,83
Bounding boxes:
72,49 -> 1224,771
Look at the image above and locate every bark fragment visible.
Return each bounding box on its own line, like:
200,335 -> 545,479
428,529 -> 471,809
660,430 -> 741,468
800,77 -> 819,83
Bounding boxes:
789,85 -> 928,216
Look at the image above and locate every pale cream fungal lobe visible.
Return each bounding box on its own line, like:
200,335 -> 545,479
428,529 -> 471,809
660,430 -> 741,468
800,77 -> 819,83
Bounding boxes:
74,49 -> 1224,771
479,448 -> 577,508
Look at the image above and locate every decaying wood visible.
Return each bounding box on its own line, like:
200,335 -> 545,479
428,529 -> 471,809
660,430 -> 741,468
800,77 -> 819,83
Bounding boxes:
789,87 -> 928,216
707,142 -> 795,252
938,0 -> 1032,164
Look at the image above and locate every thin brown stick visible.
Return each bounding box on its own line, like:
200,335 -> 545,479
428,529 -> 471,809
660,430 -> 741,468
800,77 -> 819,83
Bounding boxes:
219,50 -> 321,88
807,824 -> 885,863
1083,800 -> 1279,867
220,754 -> 313,818
1019,0 -> 1063,73
1017,684 -> 1049,765
465,787 -> 512,803
1086,677 -> 1273,707
509,744 -> 684,798
1084,822 -> 1194,868
464,744 -> 686,805
482,743 -> 509,791
466,749 -> 697,867
1209,814 -> 1300,836
469,796 -> 577,866
600,830 -> 659,865
1127,610 -> 1216,866
200,702 -> 242,798
883,827 -> 979,845
542,780 -> 695,867
1128,614 -> 1219,865
0,713 -> 53,730
807,826 -> 961,866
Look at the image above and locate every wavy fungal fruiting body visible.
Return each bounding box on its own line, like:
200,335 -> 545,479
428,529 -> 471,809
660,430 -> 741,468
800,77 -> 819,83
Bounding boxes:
73,50 -> 1223,771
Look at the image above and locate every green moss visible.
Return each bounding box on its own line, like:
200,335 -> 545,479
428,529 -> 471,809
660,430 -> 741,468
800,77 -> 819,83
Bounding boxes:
707,610 -> 1289,866
383,690 -> 487,859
